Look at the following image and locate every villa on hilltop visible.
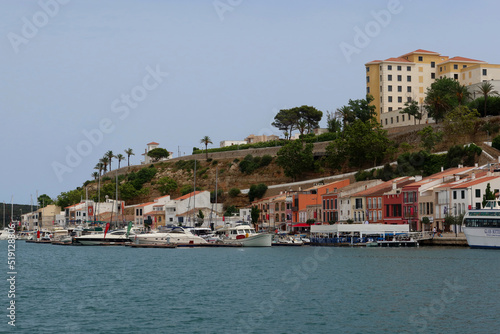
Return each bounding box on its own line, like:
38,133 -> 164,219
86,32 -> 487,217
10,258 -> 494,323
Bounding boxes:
365,49 -> 500,128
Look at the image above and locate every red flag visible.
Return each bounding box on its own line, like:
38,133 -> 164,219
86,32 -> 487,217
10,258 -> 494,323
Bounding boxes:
104,223 -> 110,239
222,216 -> 225,222
37,230 -> 40,239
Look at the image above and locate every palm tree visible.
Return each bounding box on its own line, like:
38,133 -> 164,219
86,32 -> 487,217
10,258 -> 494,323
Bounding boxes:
455,84 -> 471,106
94,162 -> 104,177
105,151 -> 115,171
477,82 -> 499,117
116,154 -> 125,169
125,148 -> 135,167
91,171 -> 99,180
200,136 -> 212,160
100,157 -> 109,174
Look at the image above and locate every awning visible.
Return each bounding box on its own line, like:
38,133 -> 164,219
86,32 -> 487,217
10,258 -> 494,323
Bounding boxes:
293,223 -> 310,227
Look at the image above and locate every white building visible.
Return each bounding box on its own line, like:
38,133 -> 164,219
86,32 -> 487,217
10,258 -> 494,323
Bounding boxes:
142,141 -> 172,164
220,140 -> 247,148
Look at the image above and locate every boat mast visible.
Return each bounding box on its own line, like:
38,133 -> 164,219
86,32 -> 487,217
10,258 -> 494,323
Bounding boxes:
193,159 -> 196,227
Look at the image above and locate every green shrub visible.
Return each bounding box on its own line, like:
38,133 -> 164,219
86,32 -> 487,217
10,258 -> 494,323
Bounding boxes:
228,188 -> 241,197
492,135 -> 500,151
248,183 -> 268,202
259,155 -> 273,167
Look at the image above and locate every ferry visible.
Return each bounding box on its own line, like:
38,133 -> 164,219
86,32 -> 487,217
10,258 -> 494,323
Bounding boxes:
463,200 -> 500,249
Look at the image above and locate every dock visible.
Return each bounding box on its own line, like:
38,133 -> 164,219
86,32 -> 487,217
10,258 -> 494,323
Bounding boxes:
419,233 -> 468,247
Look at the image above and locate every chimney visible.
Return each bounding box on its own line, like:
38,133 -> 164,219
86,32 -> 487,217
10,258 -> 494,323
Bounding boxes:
441,167 -> 444,172
475,163 -> 478,168
471,173 -> 475,180
455,175 -> 460,181
415,175 -> 423,182
392,181 -> 397,191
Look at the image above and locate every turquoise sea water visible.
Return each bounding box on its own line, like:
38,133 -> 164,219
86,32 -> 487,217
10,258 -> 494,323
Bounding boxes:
1,241 -> 499,334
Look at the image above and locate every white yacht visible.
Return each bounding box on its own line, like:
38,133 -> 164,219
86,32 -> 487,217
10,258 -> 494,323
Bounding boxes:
0,228 -> 11,240
135,226 -> 208,245
75,228 -> 138,246
217,223 -> 272,247
463,200 -> 500,249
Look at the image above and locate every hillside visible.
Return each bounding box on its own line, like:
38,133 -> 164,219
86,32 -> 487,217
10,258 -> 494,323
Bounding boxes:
87,117 -> 500,209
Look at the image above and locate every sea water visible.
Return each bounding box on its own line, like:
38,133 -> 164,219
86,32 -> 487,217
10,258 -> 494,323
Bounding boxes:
1,242 -> 498,334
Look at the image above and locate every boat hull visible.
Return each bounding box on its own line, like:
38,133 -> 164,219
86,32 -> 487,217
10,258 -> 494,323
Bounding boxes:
463,227 -> 500,249
135,233 -> 207,245
224,233 -> 273,247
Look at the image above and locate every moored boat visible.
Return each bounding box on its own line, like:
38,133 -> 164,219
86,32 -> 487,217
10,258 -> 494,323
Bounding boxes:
217,223 -> 272,247
463,200 -> 500,249
135,226 -> 207,245
75,228 -> 137,245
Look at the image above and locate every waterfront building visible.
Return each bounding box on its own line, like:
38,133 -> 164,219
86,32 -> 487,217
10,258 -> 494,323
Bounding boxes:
65,199 -> 123,227
401,167 -> 474,231
382,177 -> 416,225
336,180 -> 383,223
365,49 -> 500,128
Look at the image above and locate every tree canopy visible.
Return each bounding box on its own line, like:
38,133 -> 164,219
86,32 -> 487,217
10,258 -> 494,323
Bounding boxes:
272,105 -> 323,138
147,148 -> 170,162
276,140 -> 315,180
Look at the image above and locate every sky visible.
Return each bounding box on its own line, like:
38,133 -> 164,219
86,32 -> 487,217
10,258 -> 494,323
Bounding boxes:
1,0 -> 500,205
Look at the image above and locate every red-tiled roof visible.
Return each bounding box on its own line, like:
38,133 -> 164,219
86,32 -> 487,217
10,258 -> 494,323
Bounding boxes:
366,60 -> 383,64
400,49 -> 440,57
147,142 -> 159,145
385,57 -> 412,63
451,176 -> 499,189
136,201 -> 155,207
175,191 -> 203,201
446,56 -> 484,63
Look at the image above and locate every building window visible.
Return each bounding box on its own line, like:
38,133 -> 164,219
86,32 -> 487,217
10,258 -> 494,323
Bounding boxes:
402,115 -> 405,121
454,64 -> 458,70
431,61 -> 435,68
385,119 -> 388,125
476,189 -> 481,198
355,198 -> 363,209
388,107 -> 393,112
388,75 -> 392,81
407,66 -> 411,71
367,87 -> 370,94
461,190 -> 465,199
407,97 -> 412,102
407,76 -> 411,82
407,86 -> 412,93
388,65 -> 392,70
396,116 -> 399,123
454,74 -> 458,80
439,66 -> 442,72
398,86 -> 402,92
388,96 -> 393,102
483,69 -> 487,76
397,65 -> 402,71
463,65 -> 467,68
388,85 -> 392,92
431,73 -> 435,79
418,56 -> 423,61
453,191 -> 457,199
398,96 -> 402,103
391,117 -> 393,124
397,75 -> 402,81
366,67 -> 370,72
366,76 -> 370,83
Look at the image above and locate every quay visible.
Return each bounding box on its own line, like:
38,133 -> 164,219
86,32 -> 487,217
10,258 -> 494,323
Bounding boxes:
419,233 -> 468,247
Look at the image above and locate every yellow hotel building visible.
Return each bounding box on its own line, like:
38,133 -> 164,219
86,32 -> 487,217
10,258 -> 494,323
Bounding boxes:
365,49 -> 500,128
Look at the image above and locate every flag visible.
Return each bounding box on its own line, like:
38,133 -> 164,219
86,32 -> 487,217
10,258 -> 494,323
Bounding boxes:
126,221 -> 133,238
37,230 -> 40,239
104,223 -> 110,239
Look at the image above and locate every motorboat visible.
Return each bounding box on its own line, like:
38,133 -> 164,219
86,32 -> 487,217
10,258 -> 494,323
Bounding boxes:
0,228 -> 12,240
75,228 -> 138,245
217,223 -> 272,247
135,226 -> 208,245
463,200 -> 500,249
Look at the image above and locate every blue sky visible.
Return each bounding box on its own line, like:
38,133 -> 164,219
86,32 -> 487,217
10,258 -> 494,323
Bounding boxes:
1,0 -> 500,205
